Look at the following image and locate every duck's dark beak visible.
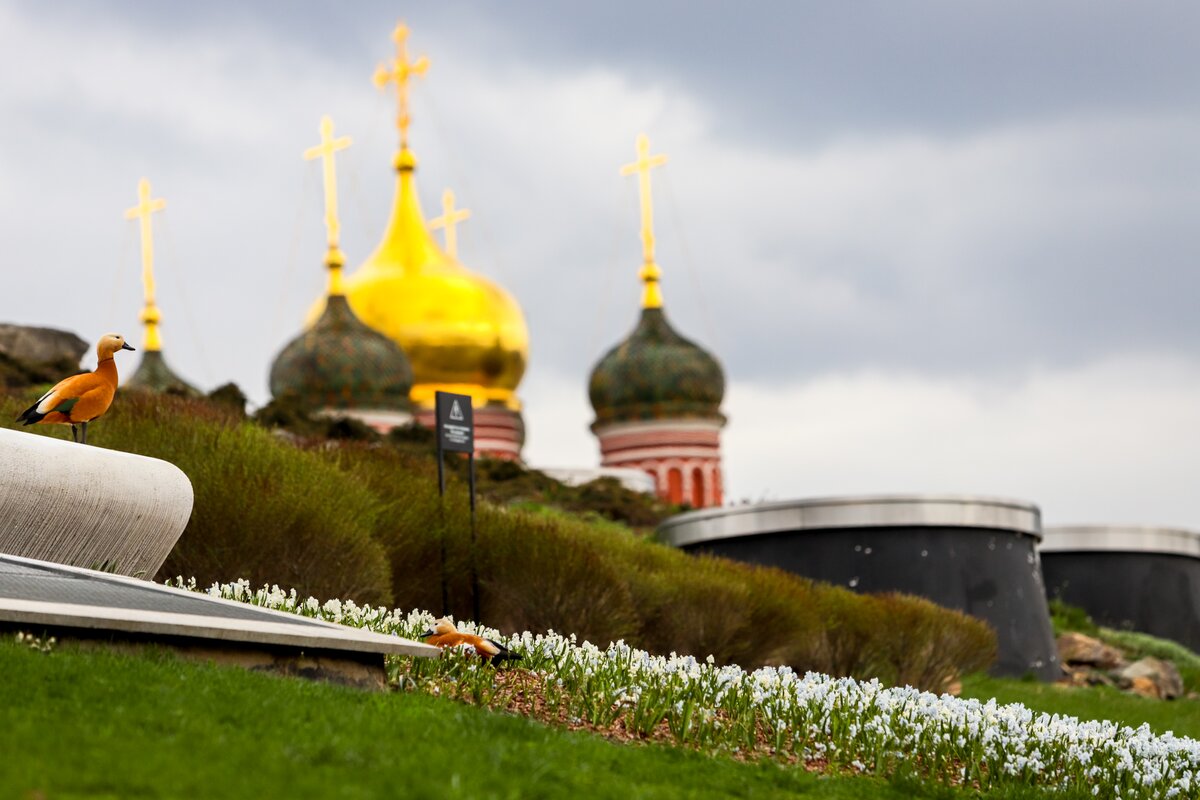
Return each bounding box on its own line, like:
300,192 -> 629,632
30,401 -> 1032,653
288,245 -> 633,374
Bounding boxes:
121,343 -> 136,351
420,629 -> 434,638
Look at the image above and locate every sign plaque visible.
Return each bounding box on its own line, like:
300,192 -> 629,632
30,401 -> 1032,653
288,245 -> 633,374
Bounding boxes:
435,391 -> 474,453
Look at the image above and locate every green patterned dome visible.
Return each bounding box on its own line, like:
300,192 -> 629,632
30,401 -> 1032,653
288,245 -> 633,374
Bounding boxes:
126,350 -> 200,396
589,307 -> 725,427
270,294 -> 412,411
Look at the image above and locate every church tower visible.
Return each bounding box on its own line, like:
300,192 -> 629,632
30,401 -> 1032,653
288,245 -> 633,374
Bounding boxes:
123,178 -> 199,396
588,135 -> 726,508
304,23 -> 530,459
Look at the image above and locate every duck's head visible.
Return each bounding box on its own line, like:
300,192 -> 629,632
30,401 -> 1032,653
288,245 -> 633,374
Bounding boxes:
97,333 -> 136,359
420,617 -> 458,638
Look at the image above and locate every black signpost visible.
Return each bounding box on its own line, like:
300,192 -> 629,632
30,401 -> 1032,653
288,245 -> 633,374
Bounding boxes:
435,391 -> 478,622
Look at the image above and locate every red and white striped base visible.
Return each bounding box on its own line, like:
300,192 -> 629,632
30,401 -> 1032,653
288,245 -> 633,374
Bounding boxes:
593,418 -> 724,508
415,404 -> 525,462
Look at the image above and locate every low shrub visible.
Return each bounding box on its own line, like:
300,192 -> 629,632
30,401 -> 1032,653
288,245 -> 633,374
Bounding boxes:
868,593 -> 997,691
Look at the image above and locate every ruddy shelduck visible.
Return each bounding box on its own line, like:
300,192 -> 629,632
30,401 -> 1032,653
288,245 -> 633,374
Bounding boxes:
420,618 -> 519,663
17,333 -> 135,444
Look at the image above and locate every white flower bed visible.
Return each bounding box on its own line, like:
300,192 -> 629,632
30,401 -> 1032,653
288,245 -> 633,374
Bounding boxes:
178,578 -> 1200,798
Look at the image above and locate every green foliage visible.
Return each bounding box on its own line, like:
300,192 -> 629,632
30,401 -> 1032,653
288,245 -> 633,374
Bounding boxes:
1047,597 -> 1100,637
867,593 -> 997,691
0,391 -> 997,689
205,382 -> 248,416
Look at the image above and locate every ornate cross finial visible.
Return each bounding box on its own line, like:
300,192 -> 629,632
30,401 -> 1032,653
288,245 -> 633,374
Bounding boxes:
430,189 -> 471,258
620,133 -> 668,309
124,178 -> 167,350
304,115 -> 352,254
373,22 -> 429,152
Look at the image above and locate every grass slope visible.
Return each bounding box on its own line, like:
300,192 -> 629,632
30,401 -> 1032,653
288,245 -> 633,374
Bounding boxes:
0,639 -> 1087,800
960,675 -> 1200,741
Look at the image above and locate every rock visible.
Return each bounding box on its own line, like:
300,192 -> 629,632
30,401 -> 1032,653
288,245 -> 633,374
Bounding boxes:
0,323 -> 87,366
1059,664 -> 1116,689
1116,657 -> 1184,700
1124,676 -> 1160,699
1056,632 -> 1127,670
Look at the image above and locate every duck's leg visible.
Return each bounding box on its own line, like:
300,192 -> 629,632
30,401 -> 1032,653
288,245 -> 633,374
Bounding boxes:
70,424 -> 78,443
80,422 -> 88,445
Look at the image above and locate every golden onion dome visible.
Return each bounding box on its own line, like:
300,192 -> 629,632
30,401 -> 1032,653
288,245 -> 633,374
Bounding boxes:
308,149 -> 528,410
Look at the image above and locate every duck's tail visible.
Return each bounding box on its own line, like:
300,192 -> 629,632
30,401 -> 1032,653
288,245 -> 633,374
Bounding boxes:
486,639 -> 521,664
16,402 -> 44,425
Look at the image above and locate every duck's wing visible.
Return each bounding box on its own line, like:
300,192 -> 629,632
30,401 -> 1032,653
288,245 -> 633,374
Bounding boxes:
471,636 -> 502,657
18,374 -> 89,423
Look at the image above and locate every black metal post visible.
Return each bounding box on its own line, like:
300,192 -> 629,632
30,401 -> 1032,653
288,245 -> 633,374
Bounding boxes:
468,453 -> 480,624
437,437 -> 448,617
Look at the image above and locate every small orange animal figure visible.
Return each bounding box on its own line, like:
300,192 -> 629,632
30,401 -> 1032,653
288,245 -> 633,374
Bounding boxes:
17,333 -> 135,444
421,618 -> 519,663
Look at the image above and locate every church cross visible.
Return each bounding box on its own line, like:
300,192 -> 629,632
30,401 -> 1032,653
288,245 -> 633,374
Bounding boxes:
304,115 -> 352,253
430,189 -> 471,258
372,22 -> 430,149
124,178 -> 167,350
620,133 -> 668,308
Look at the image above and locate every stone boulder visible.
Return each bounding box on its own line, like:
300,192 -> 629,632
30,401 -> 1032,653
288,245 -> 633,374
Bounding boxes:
0,323 -> 88,366
1116,657 -> 1184,700
1057,632 -> 1127,670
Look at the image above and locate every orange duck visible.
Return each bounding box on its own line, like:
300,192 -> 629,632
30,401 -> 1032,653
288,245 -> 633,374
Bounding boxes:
17,333 -> 135,444
421,618 -> 519,663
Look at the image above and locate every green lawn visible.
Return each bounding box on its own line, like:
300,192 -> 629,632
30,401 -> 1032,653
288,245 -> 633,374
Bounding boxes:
960,674 -> 1200,740
0,638 -> 1096,800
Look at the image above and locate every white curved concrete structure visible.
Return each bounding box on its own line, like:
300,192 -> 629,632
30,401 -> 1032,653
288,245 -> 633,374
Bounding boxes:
0,428 -> 193,578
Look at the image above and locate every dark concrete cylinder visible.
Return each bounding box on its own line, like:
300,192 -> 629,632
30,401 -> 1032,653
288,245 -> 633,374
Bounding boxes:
1040,526 -> 1200,651
658,495 -> 1058,680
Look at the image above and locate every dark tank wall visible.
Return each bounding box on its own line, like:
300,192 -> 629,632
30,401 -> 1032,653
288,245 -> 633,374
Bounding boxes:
685,525 -> 1058,680
1041,551 -> 1200,651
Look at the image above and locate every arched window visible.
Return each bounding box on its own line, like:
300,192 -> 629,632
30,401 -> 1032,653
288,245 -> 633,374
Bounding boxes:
691,467 -> 705,508
667,468 -> 683,504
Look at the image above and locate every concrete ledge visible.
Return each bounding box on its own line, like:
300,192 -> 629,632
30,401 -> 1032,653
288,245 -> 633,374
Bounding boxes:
0,428 -> 194,578
659,494 -> 1043,548
1041,525 -> 1200,558
0,597 -> 435,656
0,554 -> 441,688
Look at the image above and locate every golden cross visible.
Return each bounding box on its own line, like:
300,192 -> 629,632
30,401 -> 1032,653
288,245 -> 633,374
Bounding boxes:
303,115 -> 352,253
373,22 -> 430,149
430,189 -> 471,258
620,133 -> 668,308
124,178 -> 167,350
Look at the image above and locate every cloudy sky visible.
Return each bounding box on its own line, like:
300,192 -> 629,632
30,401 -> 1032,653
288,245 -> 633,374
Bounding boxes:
3,1 -> 1200,527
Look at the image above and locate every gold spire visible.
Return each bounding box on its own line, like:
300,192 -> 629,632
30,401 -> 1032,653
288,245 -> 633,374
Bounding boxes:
124,178 -> 167,351
430,189 -> 471,259
373,21 -> 429,159
304,114 -> 352,295
620,132 -> 668,309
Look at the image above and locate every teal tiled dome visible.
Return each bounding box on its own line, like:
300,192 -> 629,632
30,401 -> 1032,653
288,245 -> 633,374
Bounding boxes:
269,295 -> 412,412
126,350 -> 199,396
588,307 -> 724,427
